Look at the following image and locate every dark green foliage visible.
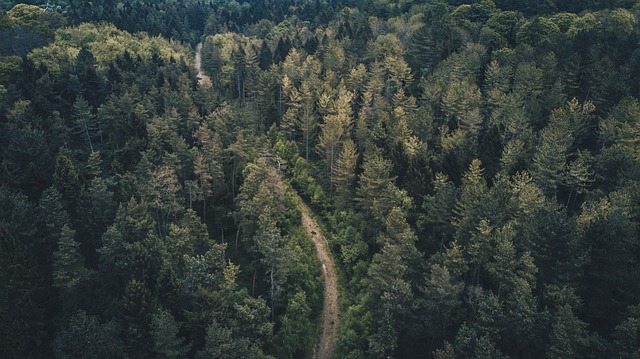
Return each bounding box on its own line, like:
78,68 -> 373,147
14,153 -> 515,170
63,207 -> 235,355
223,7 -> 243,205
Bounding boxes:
54,310 -> 126,359
546,304 -> 588,359
151,308 -> 191,359
417,173 -> 459,253
53,224 -> 89,313
577,194 -> 640,334
53,149 -> 81,212
122,278 -> 154,358
197,320 -> 261,359
519,203 -> 586,286
1,105 -> 54,197
2,1 -> 640,358
612,305 -> 640,358
367,208 -> 421,358
0,187 -> 46,359
275,291 -> 315,358
39,187 -> 70,235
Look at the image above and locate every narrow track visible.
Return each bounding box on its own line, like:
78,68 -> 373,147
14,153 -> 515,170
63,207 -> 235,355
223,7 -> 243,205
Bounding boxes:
195,43 -> 211,86
299,201 -> 339,359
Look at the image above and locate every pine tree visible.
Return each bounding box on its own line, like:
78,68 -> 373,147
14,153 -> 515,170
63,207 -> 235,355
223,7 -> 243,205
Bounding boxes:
317,88 -> 353,197
244,43 -> 261,109
86,151 -> 103,179
546,305 -> 588,359
299,81 -> 318,160
367,208 -> 420,359
255,212 -> 289,321
53,310 -> 125,359
151,165 -> 182,238
280,75 -> 302,140
198,320 -> 257,359
193,151 -> 213,221
39,187 -> 70,237
53,224 -> 89,312
356,150 -> 409,227
384,55 -> 413,97
612,305 -> 640,358
72,96 -> 96,152
275,291 -> 314,358
53,149 -> 81,213
0,188 -> 45,359
258,40 -> 272,71
122,278 -> 154,359
150,308 -> 190,359
452,159 -> 489,243
417,173 -> 458,253
419,263 -> 463,347
531,105 -> 574,197
332,139 -> 358,209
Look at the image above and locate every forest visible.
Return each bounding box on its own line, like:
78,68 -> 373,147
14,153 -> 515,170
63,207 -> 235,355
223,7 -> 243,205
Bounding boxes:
2,0 -> 640,358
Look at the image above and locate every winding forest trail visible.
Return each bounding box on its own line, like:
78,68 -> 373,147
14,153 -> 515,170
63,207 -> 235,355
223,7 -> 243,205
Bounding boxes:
195,43 -> 211,86
299,200 -> 339,359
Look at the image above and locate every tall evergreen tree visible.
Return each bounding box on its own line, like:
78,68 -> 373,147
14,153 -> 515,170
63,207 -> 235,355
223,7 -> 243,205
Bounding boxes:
53,224 -> 89,313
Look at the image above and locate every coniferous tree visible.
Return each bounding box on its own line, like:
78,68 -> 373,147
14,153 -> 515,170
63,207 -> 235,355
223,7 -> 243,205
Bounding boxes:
0,187 -> 46,359
333,139 -> 358,209
53,224 -> 89,313
3,2 -> 640,359
367,208 -> 420,358
53,149 -> 81,212
150,308 -> 191,359
72,96 -> 95,152
53,310 -> 125,359
122,278 -> 154,359
298,81 -> 318,160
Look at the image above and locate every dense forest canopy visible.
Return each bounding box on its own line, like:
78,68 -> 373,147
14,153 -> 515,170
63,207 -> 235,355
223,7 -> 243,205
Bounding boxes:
2,0 -> 640,358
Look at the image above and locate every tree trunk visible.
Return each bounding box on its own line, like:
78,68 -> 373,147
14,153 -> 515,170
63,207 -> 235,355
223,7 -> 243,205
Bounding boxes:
252,268 -> 257,297
202,197 -> 206,222
84,120 -> 93,152
270,267 -> 275,321
235,227 -> 240,253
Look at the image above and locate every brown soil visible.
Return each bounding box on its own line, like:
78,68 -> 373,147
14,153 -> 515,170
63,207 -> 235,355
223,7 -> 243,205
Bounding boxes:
299,201 -> 339,359
195,43 -> 211,87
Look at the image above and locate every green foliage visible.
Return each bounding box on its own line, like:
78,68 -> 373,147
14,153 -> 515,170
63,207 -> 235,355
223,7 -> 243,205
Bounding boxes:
53,224 -> 89,311
516,16 -> 560,45
53,149 -> 81,211
612,305 -> 640,358
418,263 -> 464,342
577,193 -> 640,333
366,208 -> 421,357
198,320 -> 266,359
275,291 -> 315,358
54,310 -> 126,359
1,102 -> 55,197
1,4 -> 66,55
30,23 -> 187,73
150,308 -> 191,359
546,305 -> 588,359
2,1 -> 640,358
356,150 -> 411,228
0,187 -> 46,359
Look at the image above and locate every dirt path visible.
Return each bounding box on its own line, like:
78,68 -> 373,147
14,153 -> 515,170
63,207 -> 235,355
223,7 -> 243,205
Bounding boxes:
195,43 -> 211,87
299,201 -> 339,359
